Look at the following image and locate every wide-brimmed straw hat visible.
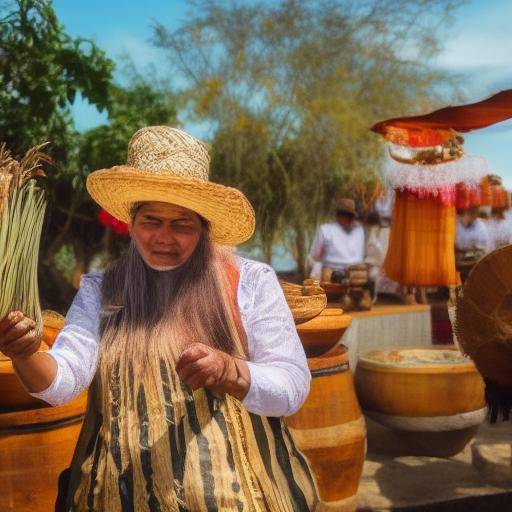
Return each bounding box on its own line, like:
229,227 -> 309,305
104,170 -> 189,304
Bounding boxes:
86,126 -> 255,245
335,198 -> 356,216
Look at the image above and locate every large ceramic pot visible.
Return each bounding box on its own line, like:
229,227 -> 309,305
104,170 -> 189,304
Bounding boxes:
0,314 -> 65,410
296,307 -> 352,357
355,346 -> 486,457
286,345 -> 366,512
0,392 -> 87,512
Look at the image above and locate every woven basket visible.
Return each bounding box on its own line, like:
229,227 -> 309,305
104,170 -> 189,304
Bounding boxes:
280,281 -> 327,324
456,245 -> 512,389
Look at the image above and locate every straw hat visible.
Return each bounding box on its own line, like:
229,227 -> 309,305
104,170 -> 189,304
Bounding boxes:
86,126 -> 255,245
456,244 -> 512,420
336,198 -> 356,216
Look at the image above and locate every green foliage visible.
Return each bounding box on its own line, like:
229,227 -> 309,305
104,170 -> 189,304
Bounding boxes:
0,0 -> 180,310
0,0 -> 114,162
154,0 -> 462,273
79,77 -> 178,174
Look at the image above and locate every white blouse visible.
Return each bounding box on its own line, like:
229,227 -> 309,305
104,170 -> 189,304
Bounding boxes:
30,258 -> 310,418
309,222 -> 366,270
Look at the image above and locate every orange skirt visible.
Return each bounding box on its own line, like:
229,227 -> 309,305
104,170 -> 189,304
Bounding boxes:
384,190 -> 459,286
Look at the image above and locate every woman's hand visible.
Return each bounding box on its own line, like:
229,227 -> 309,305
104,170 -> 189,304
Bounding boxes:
0,311 -> 41,360
176,342 -> 250,400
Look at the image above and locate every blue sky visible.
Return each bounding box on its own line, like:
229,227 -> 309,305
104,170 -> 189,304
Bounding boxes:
52,0 -> 512,186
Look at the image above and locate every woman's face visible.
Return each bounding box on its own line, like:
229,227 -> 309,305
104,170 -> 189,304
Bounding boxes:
130,202 -> 203,270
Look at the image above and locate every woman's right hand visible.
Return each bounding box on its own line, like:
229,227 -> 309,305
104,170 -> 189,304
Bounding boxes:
0,311 -> 41,360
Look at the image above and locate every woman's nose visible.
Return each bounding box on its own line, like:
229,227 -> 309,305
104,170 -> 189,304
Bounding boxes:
155,226 -> 177,245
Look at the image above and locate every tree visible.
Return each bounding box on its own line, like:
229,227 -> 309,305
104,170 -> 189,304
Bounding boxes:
0,1 -> 179,311
0,0 -> 113,161
153,0 -> 462,275
41,77 -> 179,311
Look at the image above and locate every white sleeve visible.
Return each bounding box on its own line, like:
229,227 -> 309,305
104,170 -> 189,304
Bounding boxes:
29,274 -> 102,406
475,221 -> 489,250
242,265 -> 311,417
309,226 -> 325,261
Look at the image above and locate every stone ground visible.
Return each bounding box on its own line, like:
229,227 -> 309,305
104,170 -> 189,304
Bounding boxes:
356,418 -> 512,511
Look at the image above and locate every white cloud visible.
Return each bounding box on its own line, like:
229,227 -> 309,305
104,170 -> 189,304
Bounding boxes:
433,0 -> 512,96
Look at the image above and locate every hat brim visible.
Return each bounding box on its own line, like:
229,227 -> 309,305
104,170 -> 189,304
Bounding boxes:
336,209 -> 356,217
456,244 -> 512,387
86,166 -> 255,246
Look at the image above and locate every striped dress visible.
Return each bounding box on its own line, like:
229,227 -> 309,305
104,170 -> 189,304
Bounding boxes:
62,359 -> 319,511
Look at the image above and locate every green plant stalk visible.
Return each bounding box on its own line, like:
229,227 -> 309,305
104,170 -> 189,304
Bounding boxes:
0,181 -> 46,337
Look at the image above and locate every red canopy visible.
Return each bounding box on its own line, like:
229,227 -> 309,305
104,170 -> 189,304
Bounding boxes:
371,90 -> 512,147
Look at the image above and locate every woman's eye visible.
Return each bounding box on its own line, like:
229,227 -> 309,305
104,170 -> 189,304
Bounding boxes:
173,223 -> 194,231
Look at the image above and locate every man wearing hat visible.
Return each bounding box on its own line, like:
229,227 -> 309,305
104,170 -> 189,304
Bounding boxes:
0,127 -> 318,511
309,198 -> 366,283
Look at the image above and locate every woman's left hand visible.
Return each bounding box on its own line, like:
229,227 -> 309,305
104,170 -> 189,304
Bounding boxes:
176,343 -> 250,400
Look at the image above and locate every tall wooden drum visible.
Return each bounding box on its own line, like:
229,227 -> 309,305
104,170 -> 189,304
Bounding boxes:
0,393 -> 86,512
285,345 -> 366,512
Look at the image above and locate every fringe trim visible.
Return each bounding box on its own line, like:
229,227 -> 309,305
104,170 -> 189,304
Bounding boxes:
384,151 -> 490,191
485,378 -> 512,423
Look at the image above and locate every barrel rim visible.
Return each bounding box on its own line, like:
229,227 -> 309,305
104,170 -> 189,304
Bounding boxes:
296,313 -> 352,333
0,392 -> 87,429
308,344 -> 350,371
357,345 -> 477,374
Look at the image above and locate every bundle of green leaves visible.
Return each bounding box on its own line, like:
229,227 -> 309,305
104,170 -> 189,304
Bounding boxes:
0,144 -> 50,336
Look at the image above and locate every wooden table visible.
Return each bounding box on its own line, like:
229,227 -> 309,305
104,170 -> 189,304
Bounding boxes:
338,304 -> 432,370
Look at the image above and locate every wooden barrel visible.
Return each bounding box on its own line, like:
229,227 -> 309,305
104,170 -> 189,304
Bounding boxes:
0,316 -> 65,410
0,350 -> 54,410
355,346 -> 486,457
285,345 -> 366,512
0,392 -> 87,512
296,307 -> 352,357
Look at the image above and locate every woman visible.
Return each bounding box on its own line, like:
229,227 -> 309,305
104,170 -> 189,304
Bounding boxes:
0,127 -> 318,511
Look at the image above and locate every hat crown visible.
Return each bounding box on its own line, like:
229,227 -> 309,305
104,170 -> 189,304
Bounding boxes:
126,126 -> 210,181
336,198 -> 356,214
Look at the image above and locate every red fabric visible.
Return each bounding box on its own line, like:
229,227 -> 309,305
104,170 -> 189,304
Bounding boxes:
455,183 -> 481,210
372,89 -> 512,146
404,186 -> 456,206
98,209 -> 130,237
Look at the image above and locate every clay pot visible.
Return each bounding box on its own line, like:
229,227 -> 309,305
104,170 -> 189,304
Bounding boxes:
41,310 -> 65,347
0,392 -> 87,512
296,307 -> 352,357
320,282 -> 345,302
286,345 -> 366,512
355,345 -> 486,457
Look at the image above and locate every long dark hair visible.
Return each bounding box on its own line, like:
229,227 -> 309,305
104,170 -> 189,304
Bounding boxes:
99,224 -> 246,383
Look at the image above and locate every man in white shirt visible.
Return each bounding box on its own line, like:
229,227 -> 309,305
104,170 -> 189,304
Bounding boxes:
487,207 -> 512,252
309,198 -> 365,282
456,208 -> 489,252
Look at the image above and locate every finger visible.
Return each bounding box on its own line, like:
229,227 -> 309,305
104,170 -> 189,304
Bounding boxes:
9,336 -> 41,359
2,331 -> 39,358
176,344 -> 210,372
0,311 -> 24,335
177,358 -> 210,383
204,375 -> 217,387
184,369 -> 215,391
3,317 -> 36,344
